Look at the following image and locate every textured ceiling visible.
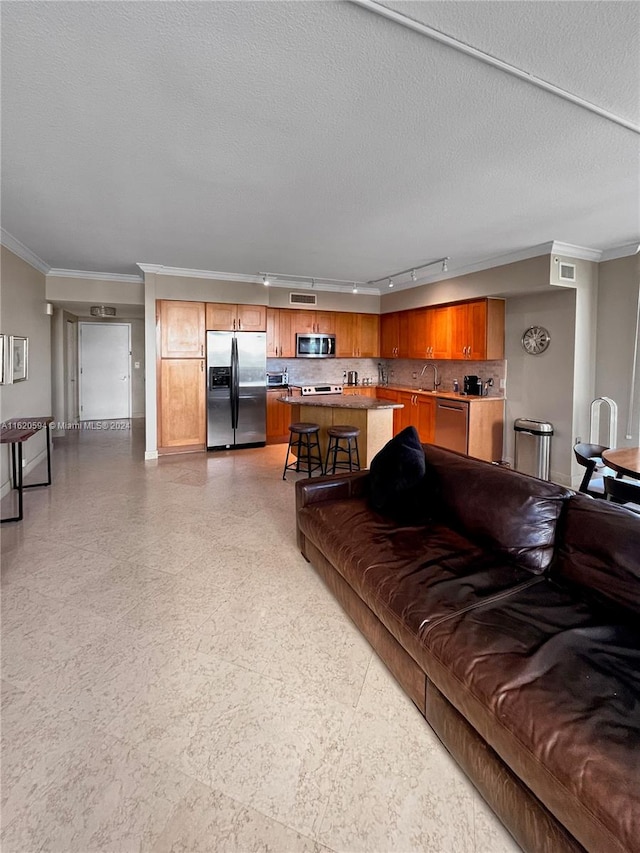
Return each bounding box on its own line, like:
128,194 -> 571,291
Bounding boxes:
2,0 -> 639,288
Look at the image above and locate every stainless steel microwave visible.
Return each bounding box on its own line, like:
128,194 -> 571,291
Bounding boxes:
296,333 -> 336,358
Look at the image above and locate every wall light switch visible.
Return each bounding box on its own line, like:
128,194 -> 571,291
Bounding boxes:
134,362 -> 140,369
499,379 -> 506,390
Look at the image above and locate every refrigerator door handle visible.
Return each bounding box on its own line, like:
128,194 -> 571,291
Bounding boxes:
231,336 -> 239,429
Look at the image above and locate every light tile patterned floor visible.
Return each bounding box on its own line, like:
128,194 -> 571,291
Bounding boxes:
1,421 -> 522,852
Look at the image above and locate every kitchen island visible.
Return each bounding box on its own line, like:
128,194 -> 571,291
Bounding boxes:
278,394 -> 403,467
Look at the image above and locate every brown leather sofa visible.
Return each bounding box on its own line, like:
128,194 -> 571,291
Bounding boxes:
296,443 -> 640,853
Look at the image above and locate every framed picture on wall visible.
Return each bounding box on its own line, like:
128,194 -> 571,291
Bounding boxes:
0,334 -> 8,384
10,335 -> 28,382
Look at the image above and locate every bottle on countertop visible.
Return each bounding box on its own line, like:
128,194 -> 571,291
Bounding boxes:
453,378 -> 459,393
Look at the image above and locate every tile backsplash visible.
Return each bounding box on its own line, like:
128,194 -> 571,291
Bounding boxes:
267,357 -> 506,396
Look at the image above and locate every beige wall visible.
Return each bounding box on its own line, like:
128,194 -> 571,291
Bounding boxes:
0,246 -> 52,496
46,275 -> 144,307
154,275 -> 381,314
505,289 -> 577,484
595,254 -> 640,446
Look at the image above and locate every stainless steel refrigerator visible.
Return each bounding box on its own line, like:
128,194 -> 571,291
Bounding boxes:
206,331 -> 267,450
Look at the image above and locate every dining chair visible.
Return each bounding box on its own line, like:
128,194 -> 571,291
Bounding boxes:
573,442 -> 610,497
604,476 -> 640,513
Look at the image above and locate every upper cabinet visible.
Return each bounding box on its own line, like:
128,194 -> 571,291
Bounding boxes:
206,303 -> 266,332
381,298 -> 504,362
266,308 -> 296,358
380,312 -> 409,358
292,310 -> 336,335
335,313 -> 379,358
449,299 -> 505,360
158,300 -> 205,358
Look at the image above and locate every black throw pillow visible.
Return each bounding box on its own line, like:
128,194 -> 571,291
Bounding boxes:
368,426 -> 427,520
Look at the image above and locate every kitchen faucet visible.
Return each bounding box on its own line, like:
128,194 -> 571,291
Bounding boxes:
420,362 -> 441,391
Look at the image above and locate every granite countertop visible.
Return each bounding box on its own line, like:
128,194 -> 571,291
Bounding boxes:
381,384 -> 505,403
278,394 -> 402,410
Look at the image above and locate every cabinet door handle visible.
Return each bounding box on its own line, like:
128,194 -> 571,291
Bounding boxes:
200,344 -> 204,356
238,320 -> 242,330
201,360 -> 204,372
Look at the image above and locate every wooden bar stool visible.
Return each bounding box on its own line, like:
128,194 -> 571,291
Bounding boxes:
283,422 -> 324,479
325,425 -> 361,474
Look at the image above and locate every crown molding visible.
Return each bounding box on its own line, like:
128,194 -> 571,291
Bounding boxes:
47,268 -> 143,283
136,263 -> 259,283
600,242 -> 640,262
549,242 -> 603,262
0,228 -> 50,274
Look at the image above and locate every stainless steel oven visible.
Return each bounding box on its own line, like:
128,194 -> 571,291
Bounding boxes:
296,333 -> 336,358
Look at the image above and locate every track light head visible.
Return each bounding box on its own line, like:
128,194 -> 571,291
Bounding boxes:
442,259 -> 448,273
263,274 -> 270,286
411,269 -> 417,282
352,283 -> 358,293
388,279 -> 394,288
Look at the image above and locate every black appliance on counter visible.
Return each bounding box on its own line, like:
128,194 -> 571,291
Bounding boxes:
463,375 -> 483,396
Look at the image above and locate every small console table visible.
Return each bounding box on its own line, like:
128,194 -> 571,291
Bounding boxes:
0,416 -> 53,523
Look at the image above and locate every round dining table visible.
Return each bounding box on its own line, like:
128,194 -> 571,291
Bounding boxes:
602,447 -> 640,481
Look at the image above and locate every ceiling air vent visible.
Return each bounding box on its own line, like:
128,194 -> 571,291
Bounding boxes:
290,292 -> 317,306
559,262 -> 576,282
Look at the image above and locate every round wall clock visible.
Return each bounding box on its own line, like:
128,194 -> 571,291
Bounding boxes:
521,325 -> 551,355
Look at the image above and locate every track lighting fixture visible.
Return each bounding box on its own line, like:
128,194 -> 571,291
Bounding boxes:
257,271 -> 368,292
368,257 -> 451,289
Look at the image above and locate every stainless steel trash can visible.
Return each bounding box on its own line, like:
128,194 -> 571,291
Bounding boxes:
514,418 -> 554,480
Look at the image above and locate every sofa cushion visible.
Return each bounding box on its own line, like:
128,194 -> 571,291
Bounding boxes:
423,444 -> 572,573
422,580 -> 640,853
368,426 -> 427,521
297,496 -> 536,666
552,493 -> 640,617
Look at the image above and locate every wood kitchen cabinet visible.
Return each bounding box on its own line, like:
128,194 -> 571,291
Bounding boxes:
409,306 -> 451,360
158,358 -> 206,449
292,310 -> 335,335
157,299 -> 207,452
450,299 -> 505,360
159,300 -> 205,358
357,313 -> 380,357
266,308 -> 296,358
380,312 -> 409,358
206,303 -> 266,332
266,390 -> 291,443
335,313 -> 379,357
395,391 -> 434,442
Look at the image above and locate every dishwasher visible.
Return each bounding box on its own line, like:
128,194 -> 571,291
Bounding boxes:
434,399 -> 469,454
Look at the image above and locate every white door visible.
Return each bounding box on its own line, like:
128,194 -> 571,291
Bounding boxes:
79,323 -> 131,420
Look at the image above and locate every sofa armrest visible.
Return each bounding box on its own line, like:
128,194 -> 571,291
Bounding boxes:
296,471 -> 370,509
295,472 -> 370,556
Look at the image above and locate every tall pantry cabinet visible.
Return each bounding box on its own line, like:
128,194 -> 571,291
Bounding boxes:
157,300 -> 206,451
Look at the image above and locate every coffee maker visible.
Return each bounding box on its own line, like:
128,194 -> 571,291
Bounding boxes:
463,375 -> 483,396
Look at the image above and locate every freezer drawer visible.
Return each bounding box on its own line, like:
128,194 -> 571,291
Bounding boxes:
434,400 -> 469,454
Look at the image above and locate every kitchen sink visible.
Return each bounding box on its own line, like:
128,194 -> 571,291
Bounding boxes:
418,388 -> 439,393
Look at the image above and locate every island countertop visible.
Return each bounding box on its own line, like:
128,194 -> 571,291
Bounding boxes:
278,394 -> 403,410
